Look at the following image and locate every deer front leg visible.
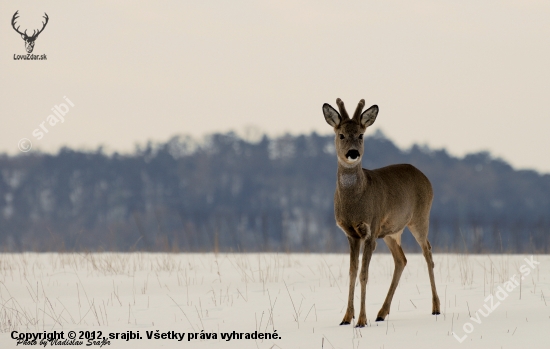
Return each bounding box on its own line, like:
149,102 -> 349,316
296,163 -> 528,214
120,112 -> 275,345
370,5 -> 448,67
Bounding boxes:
356,233 -> 376,328
340,236 -> 360,325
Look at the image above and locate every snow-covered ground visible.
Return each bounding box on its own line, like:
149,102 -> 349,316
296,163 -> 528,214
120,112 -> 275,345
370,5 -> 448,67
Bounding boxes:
0,252 -> 548,348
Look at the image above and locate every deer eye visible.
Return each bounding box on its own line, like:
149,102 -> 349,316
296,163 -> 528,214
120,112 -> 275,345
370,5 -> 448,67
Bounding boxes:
339,134 -> 345,140
359,134 -> 363,139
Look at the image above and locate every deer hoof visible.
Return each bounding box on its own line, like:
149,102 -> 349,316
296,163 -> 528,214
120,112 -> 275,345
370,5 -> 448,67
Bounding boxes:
354,323 -> 365,328
375,317 -> 384,322
432,311 -> 440,315
340,321 -> 350,325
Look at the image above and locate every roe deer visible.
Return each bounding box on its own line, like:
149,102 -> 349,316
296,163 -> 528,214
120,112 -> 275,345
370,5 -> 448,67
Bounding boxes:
322,98 -> 440,327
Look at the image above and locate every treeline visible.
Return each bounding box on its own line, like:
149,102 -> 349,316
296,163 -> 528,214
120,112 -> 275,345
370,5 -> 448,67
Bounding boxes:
0,131 -> 549,253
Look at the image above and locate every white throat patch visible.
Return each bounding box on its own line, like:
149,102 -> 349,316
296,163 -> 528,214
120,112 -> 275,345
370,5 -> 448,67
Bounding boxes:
339,173 -> 357,188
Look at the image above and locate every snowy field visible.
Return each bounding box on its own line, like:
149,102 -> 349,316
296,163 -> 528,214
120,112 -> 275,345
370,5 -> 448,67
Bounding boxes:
0,252 -> 548,349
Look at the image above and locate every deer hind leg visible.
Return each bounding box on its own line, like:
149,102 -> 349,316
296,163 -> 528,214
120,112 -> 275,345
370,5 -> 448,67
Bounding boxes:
376,231 -> 407,321
409,222 -> 441,315
341,236 -> 360,325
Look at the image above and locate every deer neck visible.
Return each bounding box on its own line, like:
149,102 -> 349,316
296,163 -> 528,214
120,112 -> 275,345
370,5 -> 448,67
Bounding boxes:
336,161 -> 366,192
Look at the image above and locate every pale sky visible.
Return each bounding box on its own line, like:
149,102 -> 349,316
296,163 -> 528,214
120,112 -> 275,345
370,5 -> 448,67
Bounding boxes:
1,1 -> 549,172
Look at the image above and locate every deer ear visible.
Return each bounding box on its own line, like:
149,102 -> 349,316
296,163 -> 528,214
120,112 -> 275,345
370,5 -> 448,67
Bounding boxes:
360,105 -> 378,127
323,104 -> 341,127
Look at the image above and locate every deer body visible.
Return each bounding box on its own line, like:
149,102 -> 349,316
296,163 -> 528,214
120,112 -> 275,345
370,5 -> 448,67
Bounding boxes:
335,164 -> 432,240
323,98 -> 440,327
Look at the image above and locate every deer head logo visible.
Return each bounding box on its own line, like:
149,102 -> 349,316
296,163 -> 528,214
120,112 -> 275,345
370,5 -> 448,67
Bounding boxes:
12,11 -> 49,54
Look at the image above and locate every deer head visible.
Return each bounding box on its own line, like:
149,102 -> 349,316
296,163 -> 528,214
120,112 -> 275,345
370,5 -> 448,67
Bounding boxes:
12,11 -> 49,54
322,99 -> 379,168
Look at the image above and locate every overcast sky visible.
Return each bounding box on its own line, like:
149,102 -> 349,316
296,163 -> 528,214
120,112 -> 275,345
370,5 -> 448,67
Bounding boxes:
1,0 -> 549,172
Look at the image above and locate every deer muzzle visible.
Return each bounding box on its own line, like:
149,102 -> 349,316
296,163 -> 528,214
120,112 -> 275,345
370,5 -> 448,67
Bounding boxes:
345,149 -> 361,162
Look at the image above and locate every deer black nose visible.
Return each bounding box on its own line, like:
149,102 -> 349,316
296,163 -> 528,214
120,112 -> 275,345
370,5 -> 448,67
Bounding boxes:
345,150 -> 360,160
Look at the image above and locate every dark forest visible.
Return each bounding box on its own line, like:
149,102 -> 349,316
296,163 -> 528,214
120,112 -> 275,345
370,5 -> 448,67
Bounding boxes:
1,131 -> 548,253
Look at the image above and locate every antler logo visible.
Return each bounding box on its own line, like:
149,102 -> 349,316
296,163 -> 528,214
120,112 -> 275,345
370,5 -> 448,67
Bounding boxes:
11,11 -> 49,54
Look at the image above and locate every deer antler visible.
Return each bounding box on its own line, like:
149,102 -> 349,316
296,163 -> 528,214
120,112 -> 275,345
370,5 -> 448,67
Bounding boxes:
336,98 -> 350,120
31,13 -> 49,39
11,11 -> 49,39
352,99 -> 366,121
11,11 -> 25,36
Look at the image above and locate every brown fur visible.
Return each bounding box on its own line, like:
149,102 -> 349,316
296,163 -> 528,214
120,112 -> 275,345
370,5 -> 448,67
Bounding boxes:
322,98 -> 440,327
